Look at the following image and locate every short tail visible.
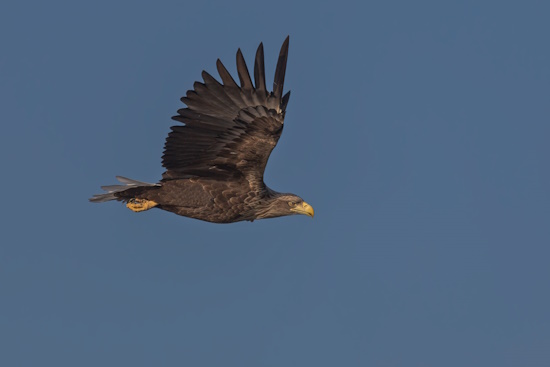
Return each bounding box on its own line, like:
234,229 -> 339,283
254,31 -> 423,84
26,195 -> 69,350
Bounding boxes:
89,176 -> 160,203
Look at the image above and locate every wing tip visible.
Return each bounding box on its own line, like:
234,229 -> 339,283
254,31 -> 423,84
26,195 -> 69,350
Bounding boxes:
254,42 -> 266,92
236,48 -> 253,90
273,36 -> 290,98
281,90 -> 291,111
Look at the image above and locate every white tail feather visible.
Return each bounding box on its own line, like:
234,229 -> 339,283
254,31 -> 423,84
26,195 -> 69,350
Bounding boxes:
89,176 -> 160,203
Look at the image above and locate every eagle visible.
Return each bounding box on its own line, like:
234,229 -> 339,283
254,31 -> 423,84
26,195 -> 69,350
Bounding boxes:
90,37 -> 314,223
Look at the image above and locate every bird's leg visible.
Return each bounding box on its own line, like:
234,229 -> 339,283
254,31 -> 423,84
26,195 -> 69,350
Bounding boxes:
126,198 -> 158,212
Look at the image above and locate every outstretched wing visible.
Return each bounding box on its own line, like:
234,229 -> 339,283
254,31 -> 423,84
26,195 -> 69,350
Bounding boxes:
162,37 -> 291,185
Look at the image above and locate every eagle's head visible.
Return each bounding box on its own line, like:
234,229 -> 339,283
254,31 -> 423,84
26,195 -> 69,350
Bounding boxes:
256,193 -> 314,220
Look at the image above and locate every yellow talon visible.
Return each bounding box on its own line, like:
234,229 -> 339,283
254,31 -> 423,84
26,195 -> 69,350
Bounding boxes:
126,198 -> 158,212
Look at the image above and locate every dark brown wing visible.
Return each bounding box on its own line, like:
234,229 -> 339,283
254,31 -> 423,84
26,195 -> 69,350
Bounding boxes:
162,37 -> 291,186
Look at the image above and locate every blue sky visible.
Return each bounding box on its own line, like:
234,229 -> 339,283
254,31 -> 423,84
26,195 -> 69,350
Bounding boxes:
1,0 -> 549,366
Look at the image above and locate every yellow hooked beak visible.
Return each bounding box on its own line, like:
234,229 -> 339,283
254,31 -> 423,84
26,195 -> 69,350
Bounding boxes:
290,201 -> 315,218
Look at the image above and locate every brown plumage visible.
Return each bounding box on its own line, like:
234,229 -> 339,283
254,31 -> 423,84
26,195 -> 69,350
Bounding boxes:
90,37 -> 314,223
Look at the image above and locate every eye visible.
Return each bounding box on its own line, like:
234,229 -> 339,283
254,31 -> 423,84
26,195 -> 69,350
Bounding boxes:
288,201 -> 296,207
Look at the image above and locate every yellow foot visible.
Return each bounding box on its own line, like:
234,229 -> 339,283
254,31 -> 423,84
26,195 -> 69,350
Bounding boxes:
126,198 -> 158,212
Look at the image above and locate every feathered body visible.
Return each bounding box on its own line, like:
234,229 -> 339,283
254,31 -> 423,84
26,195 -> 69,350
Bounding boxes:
90,37 -> 314,223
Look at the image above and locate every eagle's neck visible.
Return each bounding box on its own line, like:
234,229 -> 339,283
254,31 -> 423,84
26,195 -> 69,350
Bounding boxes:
250,188 -> 287,220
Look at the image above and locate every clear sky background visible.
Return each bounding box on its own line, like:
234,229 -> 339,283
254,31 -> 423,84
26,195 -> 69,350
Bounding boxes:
1,0 -> 549,366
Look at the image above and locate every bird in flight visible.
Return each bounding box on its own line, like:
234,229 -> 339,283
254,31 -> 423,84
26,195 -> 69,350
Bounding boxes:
90,36 -> 314,223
